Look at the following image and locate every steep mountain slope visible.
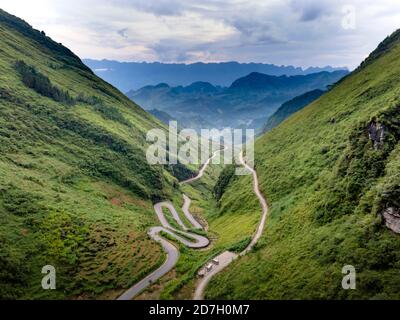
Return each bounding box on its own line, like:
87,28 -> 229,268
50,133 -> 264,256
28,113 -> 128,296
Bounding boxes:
0,9 -> 188,299
263,89 -> 325,132
205,29 -> 400,299
127,71 -> 347,131
84,59 -> 348,92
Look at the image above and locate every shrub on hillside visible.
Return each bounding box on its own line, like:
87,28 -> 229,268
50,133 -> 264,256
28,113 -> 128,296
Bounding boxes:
92,103 -> 132,127
227,237 -> 252,253
0,238 -> 30,299
76,93 -> 102,105
0,185 -> 45,216
165,162 -> 195,182
214,164 -> 236,201
15,60 -> 74,105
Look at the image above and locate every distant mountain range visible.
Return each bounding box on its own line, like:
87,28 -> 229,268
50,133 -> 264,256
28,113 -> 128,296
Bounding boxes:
127,70 -> 349,131
83,59 -> 348,92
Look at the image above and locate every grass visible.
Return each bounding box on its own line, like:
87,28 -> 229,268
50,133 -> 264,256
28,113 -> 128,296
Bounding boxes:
204,30 -> 400,300
0,9 -> 182,299
0,8 -> 259,300
132,149 -> 263,300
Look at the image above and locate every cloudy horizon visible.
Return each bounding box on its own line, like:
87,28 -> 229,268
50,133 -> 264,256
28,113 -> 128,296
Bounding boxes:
1,0 -> 400,70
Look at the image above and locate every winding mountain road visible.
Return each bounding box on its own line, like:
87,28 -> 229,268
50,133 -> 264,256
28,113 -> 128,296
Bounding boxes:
117,148 -> 221,300
193,151 -> 268,300
238,151 -> 268,255
118,147 -> 268,301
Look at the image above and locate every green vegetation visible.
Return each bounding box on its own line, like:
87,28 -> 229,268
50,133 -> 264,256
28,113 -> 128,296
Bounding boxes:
15,60 -> 74,105
205,29 -> 400,300
227,237 -> 251,253
131,154 -> 262,300
92,103 -> 132,127
4,6 -> 400,302
263,89 -> 325,132
0,9 -> 184,299
213,164 -> 236,202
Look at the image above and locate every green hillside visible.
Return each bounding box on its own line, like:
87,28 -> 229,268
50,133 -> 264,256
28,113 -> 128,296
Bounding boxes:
205,29 -> 400,299
263,89 -> 325,132
0,9 -> 190,299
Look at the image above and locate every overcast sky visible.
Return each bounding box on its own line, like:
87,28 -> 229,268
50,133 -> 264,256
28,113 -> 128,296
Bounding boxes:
1,0 -> 400,69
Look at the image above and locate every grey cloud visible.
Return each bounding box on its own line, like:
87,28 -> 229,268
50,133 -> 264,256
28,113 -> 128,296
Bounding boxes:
231,18 -> 285,45
150,40 -> 193,62
31,0 -> 400,69
109,0 -> 237,17
117,28 -> 128,38
232,18 -> 272,37
290,0 -> 333,22
114,0 -> 186,16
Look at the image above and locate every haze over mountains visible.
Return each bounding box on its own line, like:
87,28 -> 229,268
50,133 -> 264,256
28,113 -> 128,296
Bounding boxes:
83,59 -> 348,92
127,70 -> 348,132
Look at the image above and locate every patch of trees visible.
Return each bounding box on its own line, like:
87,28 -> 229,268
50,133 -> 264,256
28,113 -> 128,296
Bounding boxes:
165,163 -> 195,182
0,239 -> 30,299
227,237 -> 251,253
0,184 -> 45,216
76,93 -> 102,105
76,93 -> 131,127
93,103 -> 132,127
213,164 -> 236,201
15,60 -> 74,105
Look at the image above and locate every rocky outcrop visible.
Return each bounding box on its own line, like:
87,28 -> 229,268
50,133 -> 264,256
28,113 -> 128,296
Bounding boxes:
367,119 -> 385,150
382,207 -> 400,234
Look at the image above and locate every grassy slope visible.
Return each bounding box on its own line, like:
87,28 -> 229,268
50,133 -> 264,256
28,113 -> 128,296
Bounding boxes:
0,10 -> 185,299
206,30 -> 400,299
263,89 -> 325,132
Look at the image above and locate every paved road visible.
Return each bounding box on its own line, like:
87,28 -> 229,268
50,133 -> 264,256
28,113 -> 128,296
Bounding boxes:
181,147 -> 224,184
154,201 -> 188,231
239,151 -> 268,255
193,251 -> 238,300
152,204 -> 209,248
117,227 -> 179,300
193,151 -> 269,300
117,149 -> 221,300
